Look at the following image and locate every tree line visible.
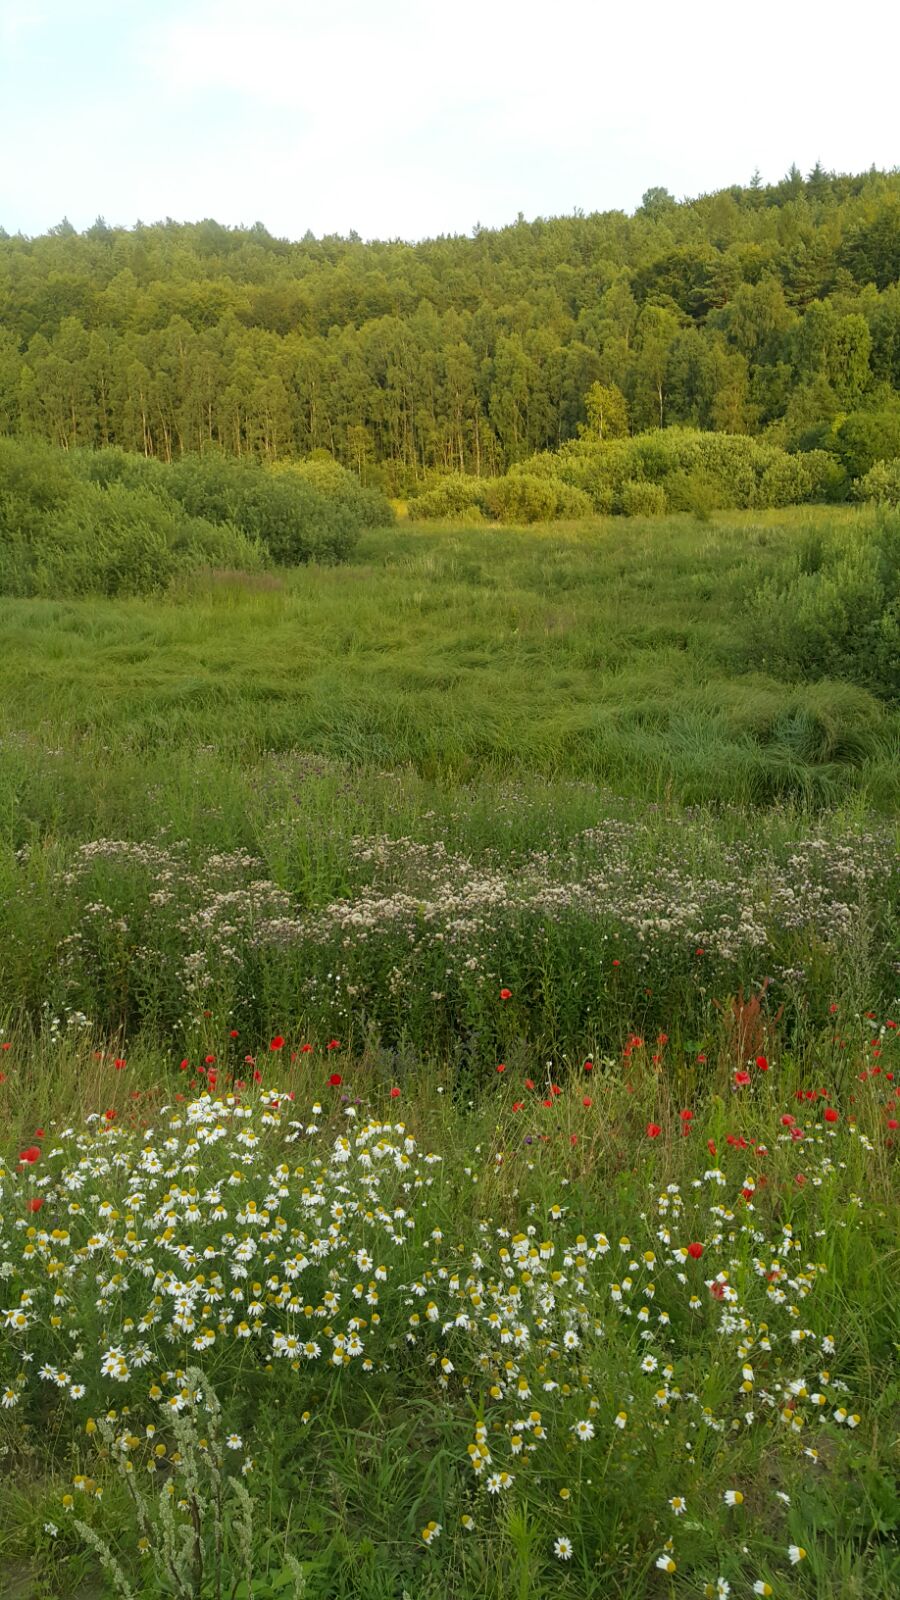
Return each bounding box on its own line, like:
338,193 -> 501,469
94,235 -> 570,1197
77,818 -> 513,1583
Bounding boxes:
1,165 -> 899,489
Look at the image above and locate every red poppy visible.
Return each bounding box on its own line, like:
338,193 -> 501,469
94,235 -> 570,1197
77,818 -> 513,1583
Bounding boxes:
686,1242 -> 703,1260
328,1073 -> 342,1087
524,1078 -> 535,1091
755,1055 -> 769,1071
496,1063 -> 506,1074
270,1036 -> 285,1051
34,1129 -> 44,1139
0,1042 -> 10,1050
301,1043 -> 313,1053
19,1146 -> 40,1164
709,1281 -> 725,1300
646,1123 -> 661,1138
326,1040 -> 341,1051
512,1100 -> 524,1112
887,1119 -> 898,1130
707,1139 -> 717,1155
680,1109 -> 693,1122
583,1060 -> 593,1072
229,1030 -> 239,1039
114,1058 -> 127,1071
204,1055 -> 216,1065
734,1071 -> 751,1086
823,1108 -> 839,1123
104,1109 -> 116,1121
499,988 -> 512,1001
253,1070 -> 262,1083
389,1086 -> 401,1099
27,1196 -> 44,1212
582,1096 -> 592,1108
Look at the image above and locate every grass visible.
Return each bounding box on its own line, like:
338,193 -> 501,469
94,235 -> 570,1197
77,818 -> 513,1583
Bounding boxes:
0,507 -> 897,1596
0,508 -> 895,807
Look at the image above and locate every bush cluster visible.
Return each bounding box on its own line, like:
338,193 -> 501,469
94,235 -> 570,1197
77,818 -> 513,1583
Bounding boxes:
0,439 -> 393,596
408,429 -> 844,522
747,511 -> 900,701
856,457 -> 900,506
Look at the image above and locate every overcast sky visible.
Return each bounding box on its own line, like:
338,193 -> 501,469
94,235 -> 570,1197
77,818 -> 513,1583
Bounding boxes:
1,0 -> 897,242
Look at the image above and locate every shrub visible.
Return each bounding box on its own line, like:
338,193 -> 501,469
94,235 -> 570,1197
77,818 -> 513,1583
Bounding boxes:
758,454 -> 814,508
553,480 -> 595,518
484,473 -> 559,523
407,474 -> 491,520
749,511 -> 900,701
0,440 -> 268,597
271,456 -> 395,529
664,468 -> 723,519
0,435 -> 78,538
522,428 -> 845,515
856,458 -> 900,506
620,479 -> 667,516
829,404 -> 900,478
802,448 -> 850,502
165,454 -> 361,565
70,447 -> 383,564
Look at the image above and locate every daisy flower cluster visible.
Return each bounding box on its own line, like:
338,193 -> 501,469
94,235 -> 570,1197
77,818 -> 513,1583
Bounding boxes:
0,1048 -> 895,1593
1,1087 -> 444,1416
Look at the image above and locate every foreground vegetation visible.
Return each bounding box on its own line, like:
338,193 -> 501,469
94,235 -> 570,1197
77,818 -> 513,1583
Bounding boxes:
2,1029 -> 898,1599
0,507 -> 897,1596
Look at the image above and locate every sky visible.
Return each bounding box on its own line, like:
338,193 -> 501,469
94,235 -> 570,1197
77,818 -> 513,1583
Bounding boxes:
1,0 -> 897,243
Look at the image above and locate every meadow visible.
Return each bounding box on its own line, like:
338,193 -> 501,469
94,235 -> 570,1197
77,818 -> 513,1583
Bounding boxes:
0,506 -> 898,1599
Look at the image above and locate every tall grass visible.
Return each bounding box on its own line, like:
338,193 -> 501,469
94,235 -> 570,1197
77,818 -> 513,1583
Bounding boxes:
0,509 -> 896,809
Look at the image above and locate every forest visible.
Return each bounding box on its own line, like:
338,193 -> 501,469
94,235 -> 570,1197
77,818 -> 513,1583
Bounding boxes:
1,165 -> 899,494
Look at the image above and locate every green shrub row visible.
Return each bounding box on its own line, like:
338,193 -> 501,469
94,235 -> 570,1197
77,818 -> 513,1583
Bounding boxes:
407,428 -> 848,522
0,440 -> 394,595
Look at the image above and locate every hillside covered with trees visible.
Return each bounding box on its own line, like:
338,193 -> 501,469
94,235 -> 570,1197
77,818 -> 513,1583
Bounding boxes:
1,166 -> 899,495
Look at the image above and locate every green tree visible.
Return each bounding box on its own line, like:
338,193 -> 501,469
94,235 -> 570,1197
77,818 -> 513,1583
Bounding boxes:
582,382 -> 629,439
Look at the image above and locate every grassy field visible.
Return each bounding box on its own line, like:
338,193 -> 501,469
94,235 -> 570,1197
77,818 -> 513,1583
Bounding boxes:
0,507 -> 897,803
0,508 -> 898,1598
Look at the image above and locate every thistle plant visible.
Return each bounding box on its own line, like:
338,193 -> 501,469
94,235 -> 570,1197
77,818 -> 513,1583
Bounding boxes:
72,1369 -> 306,1599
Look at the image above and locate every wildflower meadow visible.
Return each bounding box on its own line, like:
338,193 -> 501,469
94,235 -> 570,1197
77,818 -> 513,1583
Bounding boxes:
0,512 -> 898,1598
